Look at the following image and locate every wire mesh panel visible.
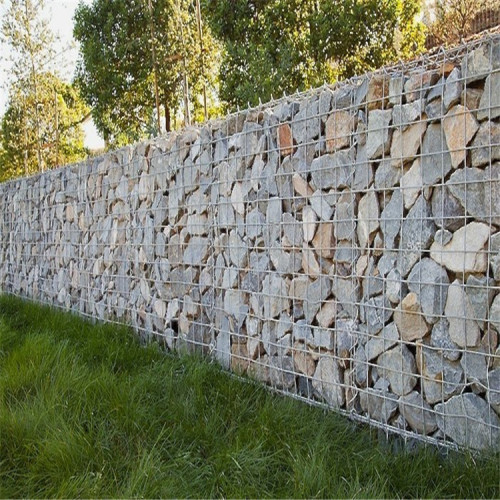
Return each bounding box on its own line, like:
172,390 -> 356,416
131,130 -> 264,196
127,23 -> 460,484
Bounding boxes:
1,34 -> 500,451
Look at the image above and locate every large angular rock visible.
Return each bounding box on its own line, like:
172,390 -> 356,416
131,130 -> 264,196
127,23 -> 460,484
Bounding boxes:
471,121 -> 500,167
303,275 -> 331,323
282,212 -> 303,248
325,110 -> 356,152
490,294 -> 500,334
487,369 -> 500,415
334,191 -> 357,241
461,40 -> 500,83
435,393 -> 500,450
309,190 -> 334,222
397,196 -> 436,277
360,387 -> 399,423
399,391 -> 438,435
407,258 -> 449,324
277,123 -> 294,156
430,184 -> 465,232
357,189 -> 380,249
465,275 -> 495,330
331,276 -> 360,319
184,236 -> 209,266
390,121 -> 427,165
430,222 -> 490,274
430,318 -> 460,361
312,356 -> 345,408
362,295 -> 392,335
310,150 -> 353,191
365,322 -> 399,361
420,123 -> 452,186
443,105 -> 479,168
400,159 -> 422,210
380,189 -> 403,250
393,292 -> 429,342
366,109 -> 392,159
377,345 -> 417,396
447,165 -> 500,226
262,275 -> 289,318
478,72 -> 500,120
292,97 -> 320,145
445,280 -> 481,348
417,343 -> 464,404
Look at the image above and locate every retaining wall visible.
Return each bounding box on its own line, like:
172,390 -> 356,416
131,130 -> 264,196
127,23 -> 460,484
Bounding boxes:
1,35 -> 500,450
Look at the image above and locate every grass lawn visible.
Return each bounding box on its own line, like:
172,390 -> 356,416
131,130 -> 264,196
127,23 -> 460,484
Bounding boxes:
0,294 -> 498,499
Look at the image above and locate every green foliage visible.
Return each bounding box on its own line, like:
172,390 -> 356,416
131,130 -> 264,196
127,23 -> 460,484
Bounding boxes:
74,0 -> 220,147
0,75 -> 88,181
0,0 -> 88,181
0,295 -> 499,498
204,0 -> 425,110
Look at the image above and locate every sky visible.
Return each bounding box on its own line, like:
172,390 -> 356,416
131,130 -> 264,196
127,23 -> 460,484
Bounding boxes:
0,0 -> 104,149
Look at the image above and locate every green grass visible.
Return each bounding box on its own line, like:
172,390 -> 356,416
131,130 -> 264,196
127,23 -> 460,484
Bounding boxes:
0,295 -> 498,499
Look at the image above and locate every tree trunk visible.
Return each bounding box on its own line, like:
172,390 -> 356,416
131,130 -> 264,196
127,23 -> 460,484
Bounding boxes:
165,103 -> 171,132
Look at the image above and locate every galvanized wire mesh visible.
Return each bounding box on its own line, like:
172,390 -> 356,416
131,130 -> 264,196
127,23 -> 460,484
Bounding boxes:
1,34 -> 499,451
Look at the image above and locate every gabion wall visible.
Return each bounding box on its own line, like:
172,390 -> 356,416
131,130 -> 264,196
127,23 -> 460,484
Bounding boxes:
1,35 -> 499,451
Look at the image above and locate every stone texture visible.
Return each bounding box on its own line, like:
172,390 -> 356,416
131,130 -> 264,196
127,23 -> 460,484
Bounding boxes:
277,123 -> 294,156
366,109 -> 392,159
399,391 -> 438,435
365,322 -> 399,361
312,357 -> 345,408
377,345 -> 418,396
435,393 -> 500,450
393,292 -> 429,342
471,121 -> 500,167
357,189 -> 380,249
421,123 -> 452,186
325,111 -> 356,152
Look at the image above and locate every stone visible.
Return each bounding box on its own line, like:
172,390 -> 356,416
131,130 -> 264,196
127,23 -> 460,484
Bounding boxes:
430,184 -> 465,232
246,208 -> 265,239
386,268 -> 406,304
490,295 -> 500,334
444,67 -> 463,110
389,75 -> 405,105
374,160 -> 402,190
293,321 -> 314,344
377,344 -> 417,396
461,40 -> 500,83
487,369 -> 500,414
231,343 -> 250,373
230,182 -> 246,216
357,189 -> 380,249
447,165 -> 500,226
325,111 -> 356,152
416,343 -> 464,404
309,190 -> 334,221
282,212 -> 303,248
399,391 -> 438,435
302,206 -> 318,242
360,387 -> 398,423
216,328 -> 231,369
312,356 -> 345,408
400,159 -> 422,209
460,348 -> 489,386
397,196 -> 436,277
392,101 -> 423,128
265,197 -> 282,244
319,88 -> 333,118
183,236 -> 209,266
404,71 -> 439,102
430,222 -> 490,275
292,97 -> 320,145
442,105 -> 479,168
316,301 -> 337,328
331,276 -> 360,319
434,228 -> 452,246
362,295 -> 392,335
390,121 -> 427,165
313,327 -> 335,351
262,275 -> 289,318
435,393 -> 500,450
366,109 -> 392,159
312,222 -> 334,259
293,343 -> 316,377
366,74 -> 389,109
292,173 -> 313,198
365,322 -> 399,361
353,150 -> 373,191
471,121 -> 500,167
407,258 -> 449,324
421,123 -> 453,186
445,280 -> 481,348
303,275 -> 331,323
277,123 -> 294,156
334,192 -> 356,241
310,150 -> 353,191
229,230 -> 247,268
380,189 -> 403,250
430,318 -> 460,361
301,245 -> 321,277
466,275 -> 495,330
394,293 -> 429,342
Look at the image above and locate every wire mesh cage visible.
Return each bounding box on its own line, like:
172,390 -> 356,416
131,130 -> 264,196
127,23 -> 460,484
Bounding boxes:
0,33 -> 499,451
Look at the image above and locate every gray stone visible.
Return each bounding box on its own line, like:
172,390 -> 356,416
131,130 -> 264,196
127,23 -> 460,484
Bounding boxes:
487,369 -> 500,414
434,228 -> 452,246
312,356 -> 345,408
303,275 -> 331,323
262,275 -> 289,318
293,320 -> 314,344
430,318 -> 460,361
265,197 -> 282,244
366,109 -> 392,159
471,121 -> 500,167
389,75 -> 405,105
228,230 -> 247,268
365,322 -> 399,361
421,123 -> 453,186
380,189 -> 403,250
331,276 -> 360,319
399,391 -> 438,435
353,149 -> 373,191
392,101 -> 423,128
466,275 -> 495,330
460,349 -> 489,387
390,121 -> 427,166
427,76 -> 445,103
362,295 -> 392,335
282,212 -> 303,248
360,387 -> 398,423
314,327 -> 335,351
319,88 -> 333,119
430,184 -> 465,232
444,67 -> 463,110
292,98 -> 320,145
447,165 -> 500,226
407,258 -> 449,324
443,105 -> 479,168
386,268 -> 406,304
246,208 -> 265,239
269,355 -> 295,389
357,189 -> 380,249
215,328 -> 231,369
377,344 -> 417,396
404,71 -> 439,102
334,192 -> 357,241
417,343 -> 465,404
309,190 -> 334,221
310,150 -> 353,191
184,236 -> 209,266
491,295 -> 500,333
397,196 -> 436,277
374,160 -> 402,190
461,40 -> 500,83
435,393 -> 500,450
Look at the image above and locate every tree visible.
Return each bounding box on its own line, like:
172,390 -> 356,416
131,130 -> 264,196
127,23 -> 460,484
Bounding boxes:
204,0 -> 425,110
0,0 -> 88,179
0,74 -> 88,181
427,0 -> 498,46
74,0 -> 220,147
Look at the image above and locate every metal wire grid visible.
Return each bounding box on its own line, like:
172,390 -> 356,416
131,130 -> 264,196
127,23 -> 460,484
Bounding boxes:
1,34 -> 500,451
